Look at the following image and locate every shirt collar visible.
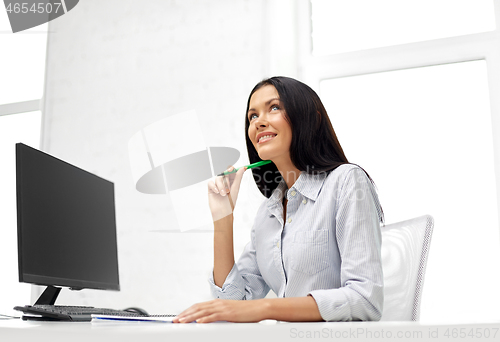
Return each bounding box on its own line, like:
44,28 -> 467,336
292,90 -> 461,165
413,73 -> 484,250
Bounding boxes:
267,171 -> 328,210
292,171 -> 328,201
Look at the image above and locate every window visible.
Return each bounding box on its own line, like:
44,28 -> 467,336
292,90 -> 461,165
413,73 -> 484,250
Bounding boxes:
311,0 -> 495,56
0,10 -> 47,104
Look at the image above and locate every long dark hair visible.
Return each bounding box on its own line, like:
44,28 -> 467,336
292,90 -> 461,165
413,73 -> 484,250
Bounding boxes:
244,76 -> 384,223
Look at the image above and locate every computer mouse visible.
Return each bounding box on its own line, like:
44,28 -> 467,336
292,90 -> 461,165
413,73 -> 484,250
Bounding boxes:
123,307 -> 148,315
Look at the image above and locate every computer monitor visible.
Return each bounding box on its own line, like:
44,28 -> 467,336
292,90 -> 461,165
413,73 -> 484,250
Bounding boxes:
16,143 -> 120,305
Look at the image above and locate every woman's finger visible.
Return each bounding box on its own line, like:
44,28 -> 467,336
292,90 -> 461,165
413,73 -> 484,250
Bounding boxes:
215,165 -> 235,195
176,302 -> 218,323
207,180 -> 219,194
174,310 -> 199,323
173,304 -> 197,322
222,166 -> 235,192
178,310 -> 207,323
195,312 -> 222,323
230,166 -> 246,193
225,166 -> 246,207
214,175 -> 226,196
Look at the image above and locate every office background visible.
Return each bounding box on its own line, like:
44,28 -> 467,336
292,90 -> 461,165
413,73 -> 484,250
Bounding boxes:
1,0 -> 500,323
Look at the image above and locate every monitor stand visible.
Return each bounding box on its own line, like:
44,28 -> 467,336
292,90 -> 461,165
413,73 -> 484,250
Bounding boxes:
14,286 -> 63,321
34,286 -> 62,305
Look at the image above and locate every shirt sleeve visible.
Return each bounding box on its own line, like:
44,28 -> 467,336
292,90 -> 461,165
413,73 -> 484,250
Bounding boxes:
308,167 -> 384,321
208,225 -> 271,300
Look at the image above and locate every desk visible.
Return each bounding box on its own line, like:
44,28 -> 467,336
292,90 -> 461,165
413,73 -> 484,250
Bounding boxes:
2,319 -> 500,342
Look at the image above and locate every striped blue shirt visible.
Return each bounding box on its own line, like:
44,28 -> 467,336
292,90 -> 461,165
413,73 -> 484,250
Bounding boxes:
209,164 -> 384,321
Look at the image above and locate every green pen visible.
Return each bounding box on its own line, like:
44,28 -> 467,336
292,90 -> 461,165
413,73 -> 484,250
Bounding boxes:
217,160 -> 272,176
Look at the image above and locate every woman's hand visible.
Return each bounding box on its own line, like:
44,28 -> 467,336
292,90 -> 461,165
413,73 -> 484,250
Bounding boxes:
207,166 -> 246,222
173,297 -> 322,323
173,299 -> 268,323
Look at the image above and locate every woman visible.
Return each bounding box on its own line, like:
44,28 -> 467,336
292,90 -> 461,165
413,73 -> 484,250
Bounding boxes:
173,76 -> 384,323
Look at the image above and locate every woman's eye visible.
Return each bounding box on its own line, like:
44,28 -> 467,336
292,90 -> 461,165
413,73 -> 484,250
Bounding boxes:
249,113 -> 258,120
271,105 -> 280,111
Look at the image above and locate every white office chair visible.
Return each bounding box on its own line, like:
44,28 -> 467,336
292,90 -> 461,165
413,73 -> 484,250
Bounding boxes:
380,214 -> 434,321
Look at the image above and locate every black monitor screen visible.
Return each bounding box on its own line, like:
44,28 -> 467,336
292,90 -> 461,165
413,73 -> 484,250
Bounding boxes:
16,143 -> 120,291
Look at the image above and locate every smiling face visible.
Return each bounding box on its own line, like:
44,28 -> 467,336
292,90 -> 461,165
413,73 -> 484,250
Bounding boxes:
247,85 -> 293,165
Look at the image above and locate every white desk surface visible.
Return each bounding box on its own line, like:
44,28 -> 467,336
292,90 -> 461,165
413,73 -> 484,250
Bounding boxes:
2,319 -> 500,342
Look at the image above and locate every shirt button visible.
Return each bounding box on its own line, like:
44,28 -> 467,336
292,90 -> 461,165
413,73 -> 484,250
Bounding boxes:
291,190 -> 296,197
302,199 -> 307,204
277,242 -> 280,248
287,218 -> 292,223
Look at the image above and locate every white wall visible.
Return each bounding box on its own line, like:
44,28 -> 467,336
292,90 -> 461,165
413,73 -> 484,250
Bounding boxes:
39,0 -> 282,314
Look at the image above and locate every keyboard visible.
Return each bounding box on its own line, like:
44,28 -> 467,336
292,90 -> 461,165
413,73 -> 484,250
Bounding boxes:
14,305 -> 176,322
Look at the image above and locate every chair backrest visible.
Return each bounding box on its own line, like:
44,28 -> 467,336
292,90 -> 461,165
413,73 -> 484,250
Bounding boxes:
380,215 -> 434,321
